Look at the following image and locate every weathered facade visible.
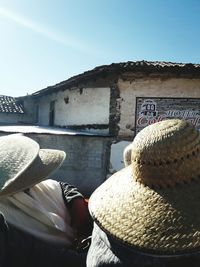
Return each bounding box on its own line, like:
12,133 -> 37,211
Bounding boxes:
118,76 -> 200,138
28,61 -> 200,172
1,61 -> 200,194
35,87 -> 110,134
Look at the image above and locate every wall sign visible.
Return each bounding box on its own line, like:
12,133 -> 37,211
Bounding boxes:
135,97 -> 200,134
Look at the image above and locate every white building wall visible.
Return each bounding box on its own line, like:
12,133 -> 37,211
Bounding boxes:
38,99 -> 52,126
38,87 -> 110,128
118,78 -> 200,138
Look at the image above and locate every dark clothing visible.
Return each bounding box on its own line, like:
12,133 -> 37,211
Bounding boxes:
87,223 -> 200,267
0,182 -> 88,267
60,182 -> 83,205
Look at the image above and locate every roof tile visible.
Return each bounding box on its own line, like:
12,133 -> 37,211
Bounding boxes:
0,95 -> 24,114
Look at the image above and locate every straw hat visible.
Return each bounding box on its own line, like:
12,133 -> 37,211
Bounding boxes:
89,119 -> 200,255
0,134 -> 66,197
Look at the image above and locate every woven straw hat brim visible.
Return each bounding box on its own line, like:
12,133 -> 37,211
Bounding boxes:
0,134 -> 39,190
0,149 -> 66,197
89,165 -> 200,255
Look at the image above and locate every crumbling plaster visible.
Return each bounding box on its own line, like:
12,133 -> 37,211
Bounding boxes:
117,77 -> 200,139
37,87 -> 110,130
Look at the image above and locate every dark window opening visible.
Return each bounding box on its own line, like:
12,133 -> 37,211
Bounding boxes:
49,101 -> 55,126
35,105 -> 39,124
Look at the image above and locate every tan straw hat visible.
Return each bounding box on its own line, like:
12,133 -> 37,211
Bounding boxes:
0,134 -> 66,197
89,119 -> 200,255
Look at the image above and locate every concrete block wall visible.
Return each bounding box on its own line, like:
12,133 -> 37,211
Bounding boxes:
22,133 -> 111,197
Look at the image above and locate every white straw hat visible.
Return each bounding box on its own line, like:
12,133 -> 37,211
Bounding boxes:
89,119 -> 200,255
0,134 -> 66,197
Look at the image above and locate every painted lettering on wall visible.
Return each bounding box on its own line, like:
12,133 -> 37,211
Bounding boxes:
136,97 -> 200,134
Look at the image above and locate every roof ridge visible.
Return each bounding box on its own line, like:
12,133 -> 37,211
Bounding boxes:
32,60 -> 200,97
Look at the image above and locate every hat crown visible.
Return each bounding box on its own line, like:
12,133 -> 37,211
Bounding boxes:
89,119 -> 200,253
0,134 -> 39,190
0,134 -> 66,197
131,119 -> 200,187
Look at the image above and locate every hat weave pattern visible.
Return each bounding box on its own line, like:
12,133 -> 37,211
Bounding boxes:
132,119 -> 200,188
0,134 -> 66,197
0,134 -> 39,189
89,119 -> 200,254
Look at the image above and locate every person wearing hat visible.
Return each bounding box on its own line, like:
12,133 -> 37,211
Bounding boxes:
0,134 -> 92,267
123,142 -> 133,167
87,119 -> 200,267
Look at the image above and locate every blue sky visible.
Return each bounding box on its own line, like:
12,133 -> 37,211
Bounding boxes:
0,0 -> 200,97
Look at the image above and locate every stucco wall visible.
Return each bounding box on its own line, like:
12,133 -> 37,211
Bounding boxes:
118,78 -> 200,138
22,97 -> 38,124
38,99 -> 52,125
0,113 -> 25,124
37,87 -> 110,132
0,97 -> 36,125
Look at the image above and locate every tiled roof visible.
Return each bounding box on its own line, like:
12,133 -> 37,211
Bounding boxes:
0,95 -> 24,114
32,60 -> 200,97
